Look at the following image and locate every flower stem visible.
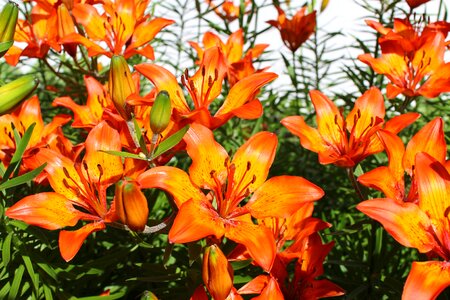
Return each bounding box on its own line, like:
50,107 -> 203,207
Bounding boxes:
346,167 -> 365,202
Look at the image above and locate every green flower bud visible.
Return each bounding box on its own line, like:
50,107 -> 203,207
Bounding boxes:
0,75 -> 39,115
0,1 -> 19,57
150,90 -> 172,134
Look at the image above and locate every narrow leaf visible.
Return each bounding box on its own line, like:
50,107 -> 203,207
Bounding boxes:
152,125 -> 189,160
0,163 -> 46,191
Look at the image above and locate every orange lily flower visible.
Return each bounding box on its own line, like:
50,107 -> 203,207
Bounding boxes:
206,0 -> 250,22
357,152 -> 450,299
0,96 -> 72,175
137,123 -> 324,271
59,0 -> 174,59
358,118 -> 446,203
136,47 -> 277,129
281,87 -> 419,168
53,76 -> 114,129
406,0 -> 431,9
359,19 -> 450,99
267,6 -> 316,53
6,121 -> 124,261
239,233 -> 344,299
232,204 -> 343,299
189,29 -> 268,86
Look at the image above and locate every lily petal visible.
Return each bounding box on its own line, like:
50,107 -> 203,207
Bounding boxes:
184,123 -> 229,189
415,152 -> 450,228
225,220 -> 276,272
247,176 -> 323,219
169,199 -> 225,243
135,63 -> 190,113
281,115 -> 327,153
83,121 -> 123,186
403,118 -> 446,176
215,72 -> 277,117
59,221 -> 106,262
137,166 -> 204,207
357,198 -> 435,252
6,192 -> 84,230
403,261 -> 450,300
231,131 -> 277,194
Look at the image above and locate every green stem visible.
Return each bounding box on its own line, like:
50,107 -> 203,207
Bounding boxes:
346,167 -> 365,202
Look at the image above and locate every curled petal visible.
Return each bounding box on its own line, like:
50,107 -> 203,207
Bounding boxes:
225,220 -> 276,272
281,115 -> 327,153
59,221 -> 106,262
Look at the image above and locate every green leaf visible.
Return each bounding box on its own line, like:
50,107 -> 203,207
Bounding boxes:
2,232 -> 13,267
101,150 -> 146,161
1,123 -> 36,182
8,264 -> 25,299
151,125 -> 189,160
37,263 -> 57,281
22,255 -> 39,297
0,163 -> 46,191
132,117 -> 149,157
0,41 -> 13,55
230,259 -> 252,271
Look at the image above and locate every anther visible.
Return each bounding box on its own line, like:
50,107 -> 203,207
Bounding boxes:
97,164 -> 104,176
246,161 -> 251,171
251,175 -> 256,184
62,167 -> 71,178
62,178 -> 71,189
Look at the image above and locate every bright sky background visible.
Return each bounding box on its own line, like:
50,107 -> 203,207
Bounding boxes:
0,0 -> 447,95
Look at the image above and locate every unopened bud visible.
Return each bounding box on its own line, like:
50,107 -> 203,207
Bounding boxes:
109,55 -> 135,120
0,1 -> 19,57
0,75 -> 38,115
202,245 -> 233,300
115,179 -> 149,232
57,3 -> 77,57
150,90 -> 171,134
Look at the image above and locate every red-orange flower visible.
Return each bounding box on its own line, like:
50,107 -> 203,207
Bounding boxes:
357,152 -> 450,299
136,47 -> 277,129
0,96 -> 72,175
6,121 -> 123,261
358,118 -> 446,203
406,0 -> 431,9
267,6 -> 316,52
359,18 -> 450,99
137,123 -> 324,271
206,0 -> 250,22
189,29 -> 268,86
60,0 -> 174,59
281,87 -> 419,168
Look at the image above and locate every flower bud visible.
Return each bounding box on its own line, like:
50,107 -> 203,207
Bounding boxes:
0,75 -> 38,115
202,245 -> 233,300
57,3 -> 77,57
150,90 -> 171,134
115,179 -> 149,232
0,1 -> 19,57
109,55 -> 135,120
